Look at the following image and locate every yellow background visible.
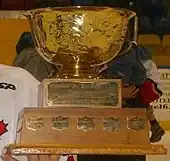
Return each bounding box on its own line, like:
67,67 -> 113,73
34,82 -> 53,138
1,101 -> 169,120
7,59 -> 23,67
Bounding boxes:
0,19 -> 30,65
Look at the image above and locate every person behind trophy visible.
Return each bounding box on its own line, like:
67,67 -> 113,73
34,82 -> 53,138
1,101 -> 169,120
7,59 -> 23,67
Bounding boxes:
0,64 -> 39,161
98,28 -> 165,142
0,56 -> 73,161
77,26 -> 165,161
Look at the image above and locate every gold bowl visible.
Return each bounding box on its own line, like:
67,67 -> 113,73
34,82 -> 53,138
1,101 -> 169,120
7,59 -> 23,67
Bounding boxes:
24,6 -> 135,78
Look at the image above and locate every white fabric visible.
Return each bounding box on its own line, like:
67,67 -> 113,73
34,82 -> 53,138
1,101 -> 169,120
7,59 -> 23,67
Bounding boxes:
59,155 -> 77,161
0,64 -> 70,161
142,60 -> 162,91
131,41 -> 161,88
0,64 -> 39,161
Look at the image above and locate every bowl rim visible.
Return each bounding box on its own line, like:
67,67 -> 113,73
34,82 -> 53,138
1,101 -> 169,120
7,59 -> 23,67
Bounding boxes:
23,6 -> 136,20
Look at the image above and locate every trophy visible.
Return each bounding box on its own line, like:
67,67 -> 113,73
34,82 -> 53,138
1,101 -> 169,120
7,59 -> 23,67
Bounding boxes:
7,7 -> 167,156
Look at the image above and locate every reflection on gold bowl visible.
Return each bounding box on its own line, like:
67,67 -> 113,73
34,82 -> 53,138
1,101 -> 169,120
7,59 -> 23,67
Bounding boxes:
24,7 -> 135,78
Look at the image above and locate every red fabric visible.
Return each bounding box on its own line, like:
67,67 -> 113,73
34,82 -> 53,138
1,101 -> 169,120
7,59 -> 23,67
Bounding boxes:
1,0 -> 25,10
67,156 -> 75,161
139,80 -> 161,104
1,0 -> 36,10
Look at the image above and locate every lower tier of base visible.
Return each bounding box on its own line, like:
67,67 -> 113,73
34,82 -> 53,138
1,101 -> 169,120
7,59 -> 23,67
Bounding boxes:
6,144 -> 167,156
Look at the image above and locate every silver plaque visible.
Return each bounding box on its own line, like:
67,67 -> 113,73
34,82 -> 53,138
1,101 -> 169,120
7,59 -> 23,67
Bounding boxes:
77,116 -> 95,131
46,79 -> 121,108
103,117 -> 121,132
127,117 -> 145,131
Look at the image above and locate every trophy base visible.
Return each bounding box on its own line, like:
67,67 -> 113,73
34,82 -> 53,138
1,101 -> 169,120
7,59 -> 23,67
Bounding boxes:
7,144 -> 167,155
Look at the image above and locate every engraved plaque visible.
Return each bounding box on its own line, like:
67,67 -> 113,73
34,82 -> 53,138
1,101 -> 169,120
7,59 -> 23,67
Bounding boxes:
26,116 -> 44,131
127,117 -> 145,131
103,117 -> 121,132
52,116 -> 69,131
77,116 -> 95,131
39,79 -> 122,108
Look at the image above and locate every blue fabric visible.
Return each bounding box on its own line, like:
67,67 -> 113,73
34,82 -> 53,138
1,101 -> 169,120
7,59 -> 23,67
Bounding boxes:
14,32 -> 56,82
16,32 -> 34,54
16,33 -> 151,87
158,66 -> 170,69
102,43 -> 151,86
138,16 -> 153,34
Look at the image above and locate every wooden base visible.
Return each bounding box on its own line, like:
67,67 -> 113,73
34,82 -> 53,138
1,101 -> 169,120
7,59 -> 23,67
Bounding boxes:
7,144 -> 167,155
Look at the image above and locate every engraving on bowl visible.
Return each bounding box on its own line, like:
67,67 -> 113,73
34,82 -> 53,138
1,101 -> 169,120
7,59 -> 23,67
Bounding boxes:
47,79 -> 119,107
24,7 -> 135,68
52,116 -> 69,131
26,116 -> 44,131
127,117 -> 145,131
103,117 -> 121,132
77,116 -> 95,131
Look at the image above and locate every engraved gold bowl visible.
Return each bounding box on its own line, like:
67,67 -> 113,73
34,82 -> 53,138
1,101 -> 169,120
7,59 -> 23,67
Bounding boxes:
24,6 -> 135,78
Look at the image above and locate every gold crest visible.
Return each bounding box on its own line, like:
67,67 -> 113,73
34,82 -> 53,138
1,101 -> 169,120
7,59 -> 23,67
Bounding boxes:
52,116 -> 69,131
26,116 -> 44,131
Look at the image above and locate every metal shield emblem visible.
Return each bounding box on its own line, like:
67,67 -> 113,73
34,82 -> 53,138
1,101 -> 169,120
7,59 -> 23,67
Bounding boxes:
127,117 -> 145,131
103,117 -> 121,132
77,116 -> 95,131
26,116 -> 44,131
52,116 -> 69,131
